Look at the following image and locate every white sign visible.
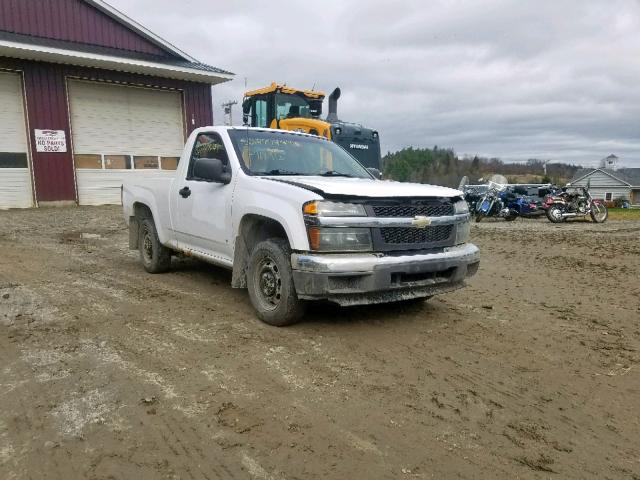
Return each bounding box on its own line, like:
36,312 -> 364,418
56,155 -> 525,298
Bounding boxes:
35,129 -> 67,153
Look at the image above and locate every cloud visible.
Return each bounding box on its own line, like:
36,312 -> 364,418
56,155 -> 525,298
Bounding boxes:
110,0 -> 640,167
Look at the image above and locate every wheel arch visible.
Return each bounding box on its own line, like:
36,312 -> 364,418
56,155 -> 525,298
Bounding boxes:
129,202 -> 157,249
231,214 -> 292,288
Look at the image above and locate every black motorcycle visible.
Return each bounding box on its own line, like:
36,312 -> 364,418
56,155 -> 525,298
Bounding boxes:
545,180 -> 608,223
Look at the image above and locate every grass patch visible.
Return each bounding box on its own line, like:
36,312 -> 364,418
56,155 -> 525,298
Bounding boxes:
608,208 -> 640,221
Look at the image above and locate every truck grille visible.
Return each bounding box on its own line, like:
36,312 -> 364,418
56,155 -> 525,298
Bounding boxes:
381,225 -> 453,244
367,200 -> 456,251
372,203 -> 453,217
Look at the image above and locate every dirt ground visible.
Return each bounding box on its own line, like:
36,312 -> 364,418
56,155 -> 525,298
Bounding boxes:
1,206 -> 639,480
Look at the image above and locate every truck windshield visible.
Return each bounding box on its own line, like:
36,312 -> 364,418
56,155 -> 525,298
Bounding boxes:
228,129 -> 373,179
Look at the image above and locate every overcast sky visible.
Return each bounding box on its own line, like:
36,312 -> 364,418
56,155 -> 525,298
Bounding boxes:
110,0 -> 640,167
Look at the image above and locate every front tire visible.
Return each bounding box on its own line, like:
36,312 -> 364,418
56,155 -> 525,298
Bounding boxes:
247,238 -> 305,326
546,205 -> 565,223
139,218 -> 171,273
590,203 -> 608,223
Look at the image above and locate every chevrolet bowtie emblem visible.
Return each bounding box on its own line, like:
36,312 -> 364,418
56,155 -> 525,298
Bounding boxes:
411,216 -> 432,228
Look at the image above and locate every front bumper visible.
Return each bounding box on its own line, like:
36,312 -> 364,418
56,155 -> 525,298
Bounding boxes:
291,243 -> 480,306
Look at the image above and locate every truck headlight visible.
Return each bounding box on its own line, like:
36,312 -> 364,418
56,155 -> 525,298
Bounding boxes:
307,227 -> 372,252
454,199 -> 469,214
303,201 -> 366,217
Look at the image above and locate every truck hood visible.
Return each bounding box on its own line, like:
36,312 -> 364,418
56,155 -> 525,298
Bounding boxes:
268,176 -> 462,198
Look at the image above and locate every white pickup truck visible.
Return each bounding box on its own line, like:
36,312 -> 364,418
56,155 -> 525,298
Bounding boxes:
122,126 -> 479,326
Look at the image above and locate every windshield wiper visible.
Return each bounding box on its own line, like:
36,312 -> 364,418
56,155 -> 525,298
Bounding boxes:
254,169 -> 304,176
320,171 -> 354,177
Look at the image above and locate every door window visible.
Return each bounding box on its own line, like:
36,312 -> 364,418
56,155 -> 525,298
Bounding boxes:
254,99 -> 268,128
187,132 -> 229,180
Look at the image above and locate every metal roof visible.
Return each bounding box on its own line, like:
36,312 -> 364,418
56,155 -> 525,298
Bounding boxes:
0,0 -> 233,84
569,168 -> 640,187
84,0 -> 198,62
0,30 -> 233,84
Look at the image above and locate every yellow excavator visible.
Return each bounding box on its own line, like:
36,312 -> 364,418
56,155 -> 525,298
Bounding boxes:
242,82 -> 381,169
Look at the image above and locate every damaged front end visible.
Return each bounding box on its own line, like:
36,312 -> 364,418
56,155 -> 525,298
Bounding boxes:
292,197 -> 479,306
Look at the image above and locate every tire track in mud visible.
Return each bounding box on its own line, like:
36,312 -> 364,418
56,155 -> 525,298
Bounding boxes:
0,338 -> 85,479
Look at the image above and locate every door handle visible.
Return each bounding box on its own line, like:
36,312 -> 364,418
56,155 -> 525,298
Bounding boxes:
178,186 -> 191,198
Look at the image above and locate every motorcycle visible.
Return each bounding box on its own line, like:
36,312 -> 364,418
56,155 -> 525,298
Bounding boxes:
545,180 -> 608,223
504,189 -> 545,218
474,175 -> 519,222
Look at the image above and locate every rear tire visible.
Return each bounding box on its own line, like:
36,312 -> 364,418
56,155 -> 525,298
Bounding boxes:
475,213 -> 484,223
139,218 -> 171,273
247,238 -> 305,326
504,213 -> 517,221
546,205 -> 565,223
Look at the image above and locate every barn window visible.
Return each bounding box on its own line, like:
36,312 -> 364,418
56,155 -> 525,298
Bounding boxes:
161,157 -> 179,170
133,156 -> 160,169
104,155 -> 131,169
0,152 -> 28,168
605,192 -> 613,201
74,154 -> 102,169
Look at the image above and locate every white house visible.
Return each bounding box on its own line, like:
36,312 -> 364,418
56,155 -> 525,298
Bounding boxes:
568,167 -> 640,204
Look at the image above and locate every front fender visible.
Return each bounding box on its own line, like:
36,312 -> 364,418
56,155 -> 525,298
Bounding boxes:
233,177 -> 322,251
235,202 -> 309,251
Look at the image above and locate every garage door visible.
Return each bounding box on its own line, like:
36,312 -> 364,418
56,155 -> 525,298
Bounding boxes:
68,80 -> 184,205
0,72 -> 33,209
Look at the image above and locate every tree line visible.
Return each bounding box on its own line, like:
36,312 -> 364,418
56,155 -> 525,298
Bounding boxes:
382,146 -> 581,187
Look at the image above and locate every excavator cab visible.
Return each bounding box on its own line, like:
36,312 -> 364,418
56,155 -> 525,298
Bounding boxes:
242,83 -> 331,138
243,82 -> 381,169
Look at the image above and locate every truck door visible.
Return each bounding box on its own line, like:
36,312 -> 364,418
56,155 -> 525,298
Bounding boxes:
170,132 -> 234,261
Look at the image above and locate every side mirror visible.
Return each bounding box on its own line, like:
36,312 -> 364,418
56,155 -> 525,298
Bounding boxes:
367,167 -> 382,179
242,98 -> 251,126
586,179 -> 591,189
193,158 -> 231,184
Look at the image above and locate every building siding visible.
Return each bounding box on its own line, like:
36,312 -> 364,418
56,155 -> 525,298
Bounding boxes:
0,57 -> 213,203
589,187 -> 630,201
570,170 -> 630,201
22,62 -> 76,202
0,0 -> 166,56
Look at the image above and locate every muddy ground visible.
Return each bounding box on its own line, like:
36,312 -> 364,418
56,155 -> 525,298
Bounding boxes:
0,206 -> 639,479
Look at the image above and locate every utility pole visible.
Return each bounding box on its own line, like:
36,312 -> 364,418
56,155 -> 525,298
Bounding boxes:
221,100 -> 237,126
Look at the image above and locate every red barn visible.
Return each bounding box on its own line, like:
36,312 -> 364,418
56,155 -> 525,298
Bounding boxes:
0,0 -> 232,208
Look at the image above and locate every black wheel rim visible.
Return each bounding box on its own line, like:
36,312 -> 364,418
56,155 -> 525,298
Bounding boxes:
254,256 -> 282,311
142,228 -> 153,263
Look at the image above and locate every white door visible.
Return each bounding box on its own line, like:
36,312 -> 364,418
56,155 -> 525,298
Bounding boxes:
170,131 -> 234,260
67,80 -> 184,205
0,72 -> 33,209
